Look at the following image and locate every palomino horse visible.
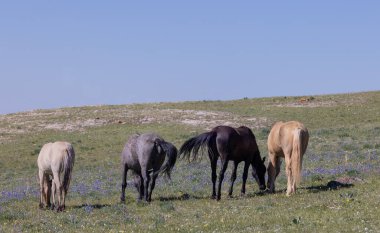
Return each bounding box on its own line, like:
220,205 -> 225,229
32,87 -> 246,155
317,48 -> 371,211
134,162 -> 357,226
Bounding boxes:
37,141 -> 75,211
267,121 -> 309,196
120,133 -> 178,202
180,126 -> 266,201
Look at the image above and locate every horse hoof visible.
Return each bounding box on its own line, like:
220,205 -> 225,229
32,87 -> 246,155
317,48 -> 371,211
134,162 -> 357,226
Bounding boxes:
286,191 -> 294,197
267,189 -> 275,194
39,203 -> 44,209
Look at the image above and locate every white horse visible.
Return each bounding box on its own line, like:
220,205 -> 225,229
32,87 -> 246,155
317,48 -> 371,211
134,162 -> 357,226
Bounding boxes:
37,141 -> 75,211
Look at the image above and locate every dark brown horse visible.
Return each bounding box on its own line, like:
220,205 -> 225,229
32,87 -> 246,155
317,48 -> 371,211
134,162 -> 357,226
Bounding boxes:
180,126 -> 266,200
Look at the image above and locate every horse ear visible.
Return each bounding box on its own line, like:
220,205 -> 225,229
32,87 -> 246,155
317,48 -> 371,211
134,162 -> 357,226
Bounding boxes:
262,157 -> 266,163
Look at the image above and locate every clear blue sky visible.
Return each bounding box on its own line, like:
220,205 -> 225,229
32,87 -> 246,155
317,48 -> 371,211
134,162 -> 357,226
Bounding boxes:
1,1 -> 379,114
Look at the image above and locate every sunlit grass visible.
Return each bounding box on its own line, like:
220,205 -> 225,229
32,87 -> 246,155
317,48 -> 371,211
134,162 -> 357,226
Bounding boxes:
1,91 -> 379,232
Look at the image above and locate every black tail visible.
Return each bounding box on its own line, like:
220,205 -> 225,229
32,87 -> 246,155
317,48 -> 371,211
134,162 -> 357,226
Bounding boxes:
179,131 -> 217,162
154,139 -> 178,179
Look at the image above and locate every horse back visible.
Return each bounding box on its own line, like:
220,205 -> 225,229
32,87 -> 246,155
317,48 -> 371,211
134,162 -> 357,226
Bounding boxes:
37,141 -> 72,172
235,126 -> 259,157
214,126 -> 258,161
268,121 -> 308,155
121,133 -> 166,172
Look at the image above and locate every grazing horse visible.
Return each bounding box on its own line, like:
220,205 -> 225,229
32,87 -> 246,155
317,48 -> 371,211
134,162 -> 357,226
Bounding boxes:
180,126 -> 266,201
37,141 -> 75,211
120,133 -> 178,202
267,121 -> 309,196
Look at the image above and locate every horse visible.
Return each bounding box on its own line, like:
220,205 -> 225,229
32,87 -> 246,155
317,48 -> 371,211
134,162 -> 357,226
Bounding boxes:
179,125 -> 266,201
120,133 -> 178,203
267,121 -> 309,196
37,141 -> 75,211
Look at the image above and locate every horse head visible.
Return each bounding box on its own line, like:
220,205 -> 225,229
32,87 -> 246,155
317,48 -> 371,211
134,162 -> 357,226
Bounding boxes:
253,154 -> 267,191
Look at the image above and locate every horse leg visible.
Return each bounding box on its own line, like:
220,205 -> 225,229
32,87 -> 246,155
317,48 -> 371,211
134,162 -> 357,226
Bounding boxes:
148,174 -> 158,202
120,164 -> 128,203
61,182 -> 67,211
44,174 -> 52,208
217,159 -> 229,201
52,171 -> 63,211
210,158 -> 217,199
136,175 -> 144,201
241,161 -> 249,195
141,170 -> 150,202
38,170 -> 45,209
228,161 -> 238,197
284,153 -> 294,196
267,152 -> 278,193
51,177 -> 56,210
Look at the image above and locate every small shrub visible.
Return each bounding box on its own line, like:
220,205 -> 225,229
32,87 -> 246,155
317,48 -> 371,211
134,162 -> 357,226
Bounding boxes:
30,146 -> 42,156
159,202 -> 175,212
362,144 -> 372,149
338,132 -> 350,138
311,174 -> 324,182
342,144 -> 356,151
346,169 -> 360,177
260,128 -> 270,136
292,217 -> 301,224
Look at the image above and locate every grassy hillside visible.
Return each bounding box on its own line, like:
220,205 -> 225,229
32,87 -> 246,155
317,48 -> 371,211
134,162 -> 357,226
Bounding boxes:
1,91 -> 379,232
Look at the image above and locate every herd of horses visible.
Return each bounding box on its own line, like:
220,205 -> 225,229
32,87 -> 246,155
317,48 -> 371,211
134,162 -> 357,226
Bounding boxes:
37,120 -> 309,211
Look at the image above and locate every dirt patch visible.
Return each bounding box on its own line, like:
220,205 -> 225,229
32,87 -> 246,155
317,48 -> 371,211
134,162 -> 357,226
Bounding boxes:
133,109 -> 268,130
273,96 -> 366,108
0,107 -> 269,142
335,176 -> 364,184
275,101 -> 337,108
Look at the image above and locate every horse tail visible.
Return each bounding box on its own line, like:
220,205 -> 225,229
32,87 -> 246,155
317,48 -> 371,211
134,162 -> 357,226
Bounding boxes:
291,128 -> 304,185
179,131 -> 217,162
154,140 -> 178,179
62,144 -> 75,193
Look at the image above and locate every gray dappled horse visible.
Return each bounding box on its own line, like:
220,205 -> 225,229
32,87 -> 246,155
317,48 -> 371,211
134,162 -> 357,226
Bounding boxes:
120,133 -> 178,202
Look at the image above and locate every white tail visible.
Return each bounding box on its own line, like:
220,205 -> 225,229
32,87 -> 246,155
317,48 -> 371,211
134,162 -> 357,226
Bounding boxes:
291,128 -> 303,185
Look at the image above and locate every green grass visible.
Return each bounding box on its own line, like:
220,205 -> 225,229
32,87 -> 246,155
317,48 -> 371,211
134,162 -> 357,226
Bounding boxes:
1,91 -> 380,232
